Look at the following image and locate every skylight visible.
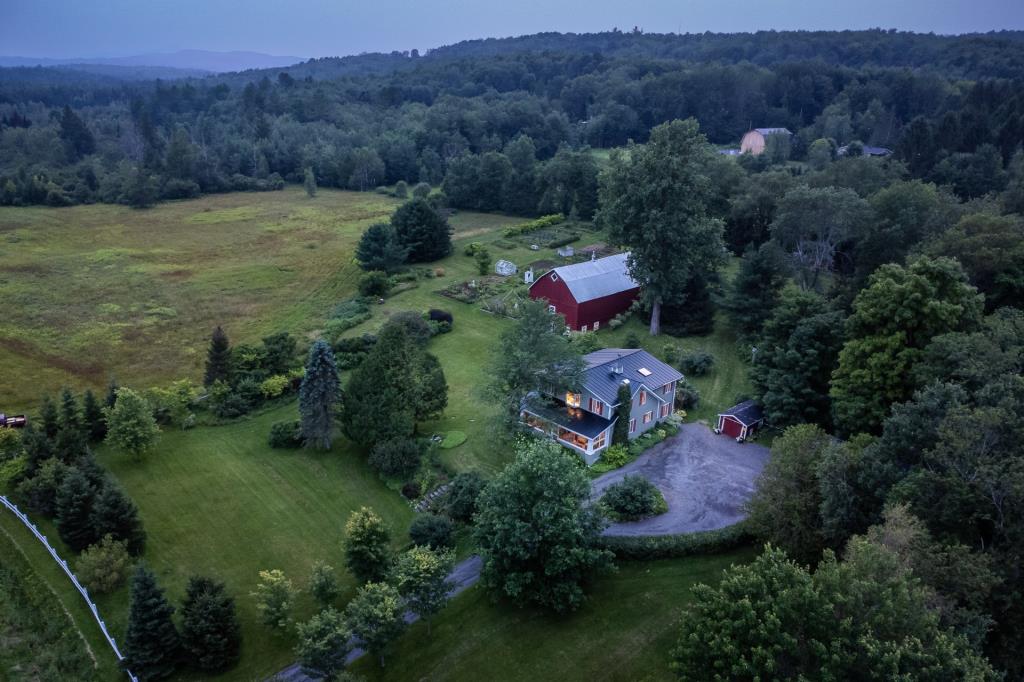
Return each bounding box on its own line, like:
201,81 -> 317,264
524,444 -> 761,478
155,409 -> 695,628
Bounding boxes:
637,368 -> 652,377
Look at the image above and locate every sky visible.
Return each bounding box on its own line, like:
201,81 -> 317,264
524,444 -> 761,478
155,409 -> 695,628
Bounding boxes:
2,0 -> 1023,59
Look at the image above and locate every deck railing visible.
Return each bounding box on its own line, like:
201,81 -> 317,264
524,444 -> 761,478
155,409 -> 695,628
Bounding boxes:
0,494 -> 138,682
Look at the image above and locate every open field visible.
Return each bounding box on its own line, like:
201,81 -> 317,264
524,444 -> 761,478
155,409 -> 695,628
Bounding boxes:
351,548 -> 757,682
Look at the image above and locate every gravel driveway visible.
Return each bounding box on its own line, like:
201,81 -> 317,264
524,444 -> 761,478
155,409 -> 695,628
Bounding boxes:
592,422 -> 769,536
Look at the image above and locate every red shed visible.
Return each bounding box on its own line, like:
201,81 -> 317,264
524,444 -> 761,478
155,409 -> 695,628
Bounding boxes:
528,253 -> 640,331
716,400 -> 764,441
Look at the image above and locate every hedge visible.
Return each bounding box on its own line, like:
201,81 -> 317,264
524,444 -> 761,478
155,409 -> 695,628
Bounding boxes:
502,213 -> 565,237
595,521 -> 753,560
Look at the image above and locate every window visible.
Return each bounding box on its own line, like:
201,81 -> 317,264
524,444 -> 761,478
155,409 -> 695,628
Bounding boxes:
593,431 -> 607,450
643,411 -> 653,424
663,382 -> 673,395
581,324 -> 588,332
551,273 -> 559,281
566,392 -> 581,408
629,418 -> 636,433
638,367 -> 652,377
548,304 -> 556,314
660,403 -> 671,418
639,391 -> 647,406
588,398 -> 603,416
593,320 -> 600,330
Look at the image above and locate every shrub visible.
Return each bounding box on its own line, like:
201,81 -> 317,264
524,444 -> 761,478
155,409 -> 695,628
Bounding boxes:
412,182 -> 431,199
624,331 -> 642,348
679,350 -> 715,376
675,378 -> 701,409
76,535 -> 133,594
597,444 -> 630,470
332,333 -> 377,369
209,380 -> 252,419
394,180 -> 408,198
268,420 -> 302,449
463,242 -> 485,256
358,271 -> 392,297
545,233 -> 580,249
409,513 -> 455,549
401,481 -> 421,500
0,456 -> 26,489
369,438 -> 425,478
502,213 -> 565,237
0,428 -> 22,461
445,472 -> 485,522
235,377 -> 263,405
382,311 -> 432,347
260,374 -> 290,399
600,476 -> 667,521
663,344 -> 680,366
595,522 -> 753,560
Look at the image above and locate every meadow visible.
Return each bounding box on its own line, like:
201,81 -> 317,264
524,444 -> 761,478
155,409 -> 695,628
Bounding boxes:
0,188 -> 755,680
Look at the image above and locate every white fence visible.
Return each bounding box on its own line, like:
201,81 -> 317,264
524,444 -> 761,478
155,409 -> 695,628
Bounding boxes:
0,494 -> 138,682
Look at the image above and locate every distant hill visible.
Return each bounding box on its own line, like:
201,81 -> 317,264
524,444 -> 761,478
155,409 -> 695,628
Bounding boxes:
0,49 -> 304,74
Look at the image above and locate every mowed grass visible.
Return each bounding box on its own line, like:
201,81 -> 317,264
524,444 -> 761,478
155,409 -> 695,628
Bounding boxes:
0,187 -> 399,410
89,403 -> 415,681
351,548 -> 757,682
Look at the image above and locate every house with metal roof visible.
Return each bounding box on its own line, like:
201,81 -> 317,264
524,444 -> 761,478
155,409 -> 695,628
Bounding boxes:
527,252 -> 640,332
715,400 -> 764,441
740,127 -> 793,156
520,348 -> 683,464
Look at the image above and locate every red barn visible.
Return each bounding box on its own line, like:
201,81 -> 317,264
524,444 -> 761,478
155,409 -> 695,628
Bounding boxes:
528,252 -> 640,331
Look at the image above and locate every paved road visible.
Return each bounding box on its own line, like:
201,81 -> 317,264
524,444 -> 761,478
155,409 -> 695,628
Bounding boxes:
270,555 -> 483,681
592,422 -> 769,536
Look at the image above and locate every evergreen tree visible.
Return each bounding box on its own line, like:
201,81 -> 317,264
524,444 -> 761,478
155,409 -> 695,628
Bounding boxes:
612,382 -> 632,445
55,467 -> 98,552
724,242 -> 787,339
204,326 -> 232,387
54,387 -> 88,462
124,564 -> 182,681
341,325 -> 417,447
298,340 -> 342,450
343,507 -> 393,584
39,394 -> 59,439
21,423 -> 54,476
180,576 -> 242,672
304,167 -> 317,197
58,105 -> 96,160
414,352 -> 448,422
91,483 -> 146,556
261,331 -> 297,376
355,222 -> 408,273
390,198 -> 452,263
83,389 -> 107,442
104,378 -> 119,409
124,166 -> 158,209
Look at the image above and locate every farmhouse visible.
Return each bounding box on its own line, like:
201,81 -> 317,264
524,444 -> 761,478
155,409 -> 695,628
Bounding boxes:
715,400 -> 764,441
520,348 -> 683,465
740,127 -> 793,155
528,252 -> 640,331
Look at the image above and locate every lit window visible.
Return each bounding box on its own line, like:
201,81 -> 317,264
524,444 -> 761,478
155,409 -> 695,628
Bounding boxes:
593,431 -> 607,450
639,391 -> 647,406
643,411 -> 653,424
629,418 -> 636,433
566,392 -> 581,408
589,398 -> 603,416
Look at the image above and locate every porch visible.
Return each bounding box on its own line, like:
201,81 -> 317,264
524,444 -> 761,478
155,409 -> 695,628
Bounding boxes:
521,402 -> 614,465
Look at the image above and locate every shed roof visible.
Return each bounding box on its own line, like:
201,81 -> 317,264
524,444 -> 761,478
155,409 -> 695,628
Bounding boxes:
753,127 -> 792,136
537,252 -> 639,303
582,348 -> 683,406
718,400 -> 764,426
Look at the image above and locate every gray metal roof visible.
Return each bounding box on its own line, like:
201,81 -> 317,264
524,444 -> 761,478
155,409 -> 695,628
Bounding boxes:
582,348 -> 684,406
719,400 -> 764,426
753,127 -> 792,136
540,252 -> 639,303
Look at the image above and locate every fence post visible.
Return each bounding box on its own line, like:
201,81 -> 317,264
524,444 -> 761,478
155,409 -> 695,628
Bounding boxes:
1,495 -> 139,682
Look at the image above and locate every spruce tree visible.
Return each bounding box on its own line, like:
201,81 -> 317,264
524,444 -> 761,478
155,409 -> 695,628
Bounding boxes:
83,389 -> 107,442
414,352 -> 448,422
39,394 -> 59,439
124,564 -> 182,681
724,242 -> 787,339
180,576 -> 241,672
390,198 -> 452,262
341,325 -> 417,447
298,340 -> 342,450
612,383 -> 632,445
104,378 -> 120,409
55,467 -> 98,552
355,222 -> 408,273
55,387 -> 88,462
91,483 -> 146,556
21,423 -> 54,476
204,326 -> 232,387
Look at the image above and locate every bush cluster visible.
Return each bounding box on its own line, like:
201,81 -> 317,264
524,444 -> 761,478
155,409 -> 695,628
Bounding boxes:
679,350 -> 715,376
408,513 -> 455,549
600,476 -> 668,521
267,420 -> 303,449
595,522 -> 753,560
502,213 -> 565,237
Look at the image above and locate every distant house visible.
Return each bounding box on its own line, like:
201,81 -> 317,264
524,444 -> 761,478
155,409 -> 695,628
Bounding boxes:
520,348 -> 683,464
838,144 -> 893,157
740,128 -> 793,156
715,400 -> 764,441
528,252 -> 640,332
494,259 -> 517,276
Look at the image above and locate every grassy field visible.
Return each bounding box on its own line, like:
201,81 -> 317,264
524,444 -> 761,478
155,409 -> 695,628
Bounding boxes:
351,548 -> 757,682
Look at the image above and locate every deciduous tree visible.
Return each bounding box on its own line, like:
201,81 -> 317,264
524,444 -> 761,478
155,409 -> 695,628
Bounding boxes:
295,608 -> 351,679
104,388 -> 160,460
394,545 -> 455,634
251,569 -> 296,630
343,582 -> 406,668
343,507 -> 393,584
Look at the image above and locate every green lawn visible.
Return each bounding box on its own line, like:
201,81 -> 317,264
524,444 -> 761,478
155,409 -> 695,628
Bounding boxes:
351,548 -> 756,682
89,403 -> 415,680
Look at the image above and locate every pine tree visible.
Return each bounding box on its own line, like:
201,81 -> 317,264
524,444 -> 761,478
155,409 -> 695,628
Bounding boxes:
58,105 -> 96,160
55,467 -> 98,552
612,382 -> 632,445
91,483 -> 146,556
724,242 -> 787,339
124,564 -> 182,681
204,326 -> 232,387
414,352 -> 448,422
341,325 -> 417,447
21,423 -> 54,476
83,389 -> 107,442
54,387 -> 88,462
104,378 -> 120,409
180,576 -> 241,672
39,394 -> 59,439
298,340 -> 342,450
355,222 -> 408,272
390,198 -> 452,262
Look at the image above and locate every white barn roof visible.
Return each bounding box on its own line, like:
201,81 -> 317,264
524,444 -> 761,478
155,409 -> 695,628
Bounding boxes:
543,252 -> 639,303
